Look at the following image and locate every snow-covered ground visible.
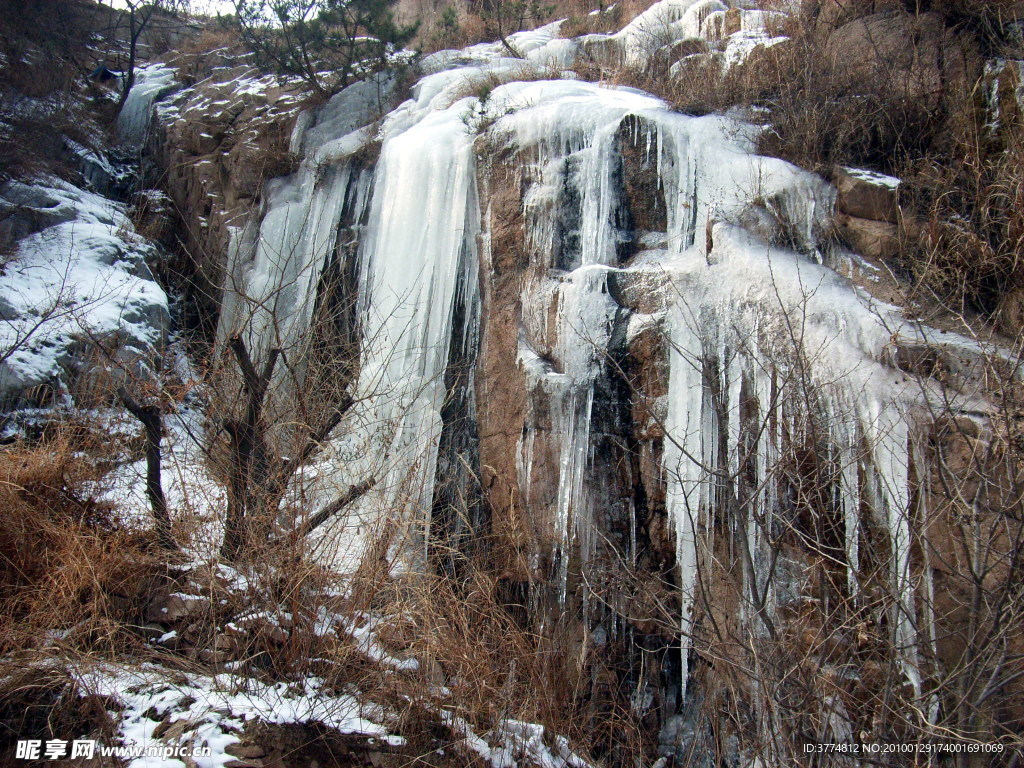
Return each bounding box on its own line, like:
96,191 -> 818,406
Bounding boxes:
79,663 -> 400,768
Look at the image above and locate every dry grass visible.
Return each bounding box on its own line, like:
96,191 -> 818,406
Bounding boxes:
0,659 -> 118,759
325,528 -> 654,764
165,23 -> 251,87
0,437 -> 162,656
559,0 -> 653,38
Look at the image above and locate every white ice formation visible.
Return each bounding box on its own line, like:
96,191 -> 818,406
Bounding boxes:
133,0 -> 960,706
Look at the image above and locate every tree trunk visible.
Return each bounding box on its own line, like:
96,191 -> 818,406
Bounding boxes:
118,387 -> 174,548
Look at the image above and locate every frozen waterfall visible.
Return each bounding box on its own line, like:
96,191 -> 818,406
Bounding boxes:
118,64 -> 177,147
143,0 -> 937,706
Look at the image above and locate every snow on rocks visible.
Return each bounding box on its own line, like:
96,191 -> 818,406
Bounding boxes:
571,0 -> 789,72
141,63 -> 310,319
832,166 -> 904,260
834,165 -> 901,223
442,712 -> 596,768
0,177 -> 168,409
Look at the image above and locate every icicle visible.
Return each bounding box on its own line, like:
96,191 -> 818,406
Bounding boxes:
664,303 -> 710,699
838,415 -> 861,598
863,398 -> 921,696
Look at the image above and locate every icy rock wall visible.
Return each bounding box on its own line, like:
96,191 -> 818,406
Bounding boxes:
0,179 -> 169,413
193,0 -> 933,723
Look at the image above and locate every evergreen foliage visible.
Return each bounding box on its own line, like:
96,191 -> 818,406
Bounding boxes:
232,0 -> 418,97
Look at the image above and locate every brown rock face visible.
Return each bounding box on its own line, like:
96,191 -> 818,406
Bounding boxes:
475,153 -> 535,581
148,67 -> 305,332
824,11 -> 980,109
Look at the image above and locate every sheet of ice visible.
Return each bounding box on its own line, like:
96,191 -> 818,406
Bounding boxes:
328,80 -> 481,567
723,29 -> 788,68
608,0 -> 711,65
218,160 -> 358,359
488,76 -> 833,616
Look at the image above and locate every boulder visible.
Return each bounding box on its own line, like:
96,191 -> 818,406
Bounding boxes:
833,166 -> 900,223
835,212 -> 900,260
996,284 -> 1024,334
225,744 -> 267,760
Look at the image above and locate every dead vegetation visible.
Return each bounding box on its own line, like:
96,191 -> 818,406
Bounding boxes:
0,0 -> 117,184
0,435 -> 164,656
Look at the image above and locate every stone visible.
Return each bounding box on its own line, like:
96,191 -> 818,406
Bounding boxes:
163,719 -> 197,742
198,647 -> 232,664
723,7 -> 741,36
225,743 -> 267,760
997,284 -> 1024,335
228,614 -> 289,645
214,633 -> 241,652
833,166 -> 900,223
153,718 -> 194,740
835,212 -> 900,260
151,719 -> 172,739
136,622 -> 169,642
146,592 -> 208,624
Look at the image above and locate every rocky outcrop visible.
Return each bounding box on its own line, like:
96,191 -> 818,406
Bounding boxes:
123,2 -> 1024,761
824,11 -> 981,109
144,65 -> 306,332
